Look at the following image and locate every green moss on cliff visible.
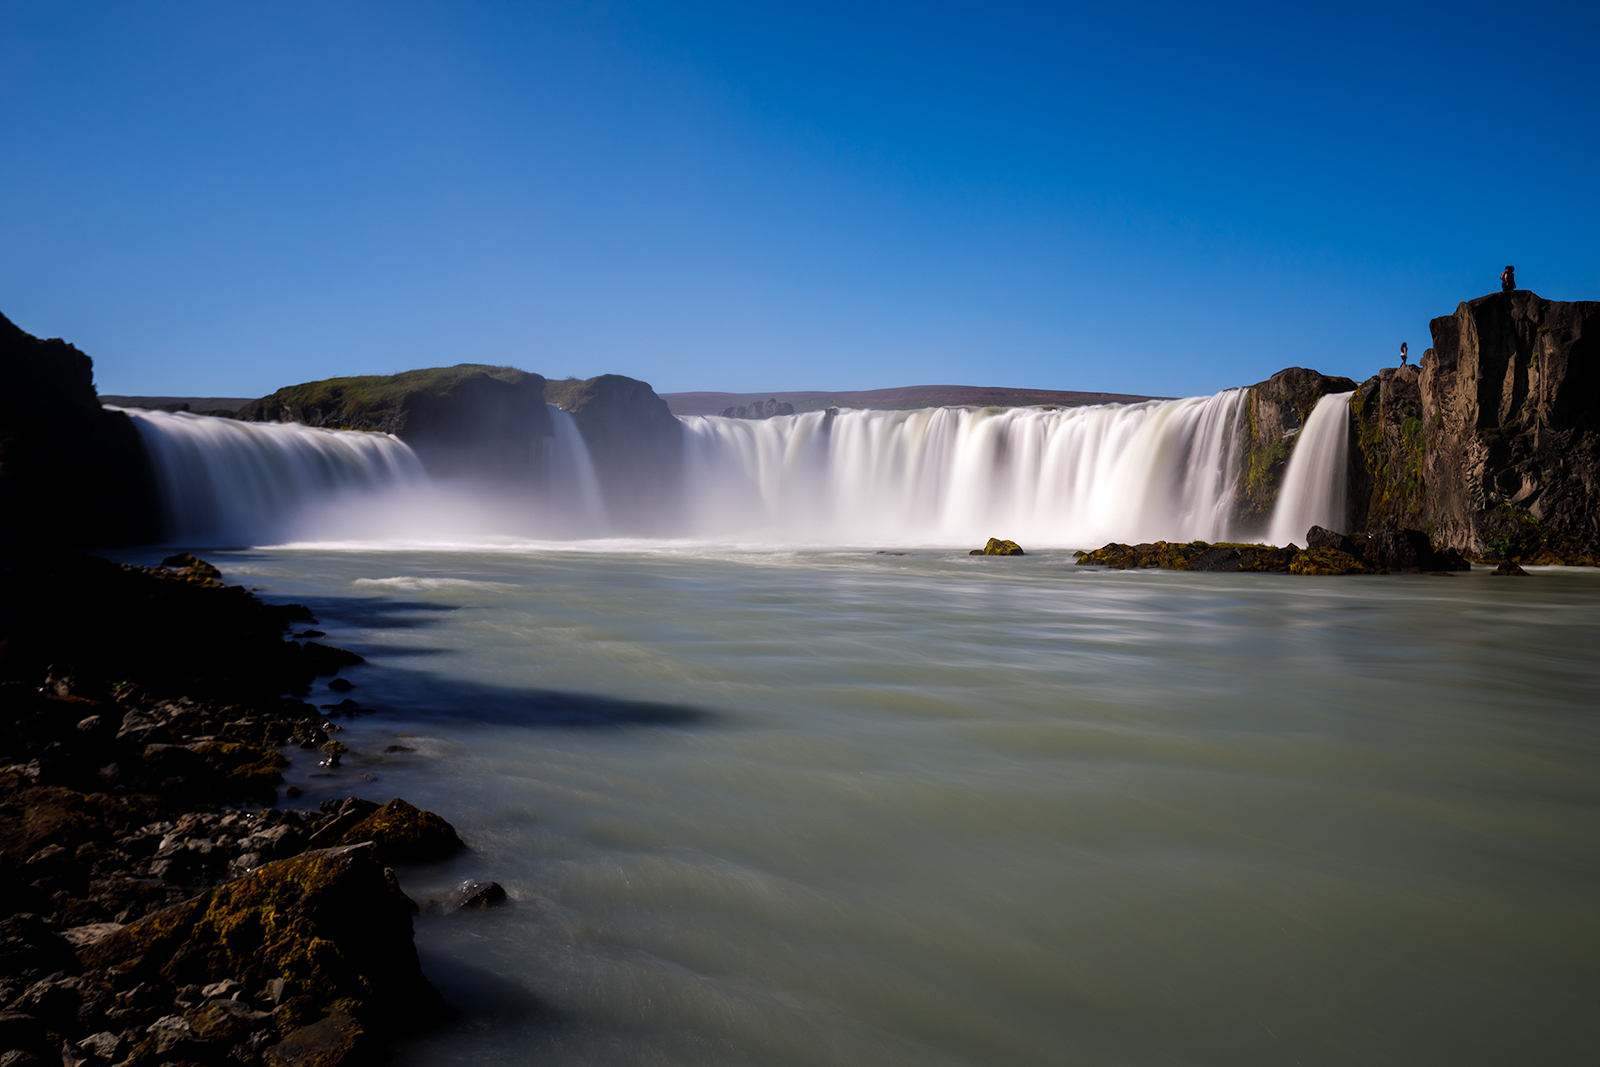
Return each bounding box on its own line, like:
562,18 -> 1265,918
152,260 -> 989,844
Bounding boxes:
250,365 -> 533,430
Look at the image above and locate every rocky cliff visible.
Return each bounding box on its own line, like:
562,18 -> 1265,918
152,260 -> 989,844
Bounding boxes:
1232,367 -> 1359,529
546,374 -> 685,533
1348,291 -> 1599,562
236,365 -> 553,478
0,313 -> 158,547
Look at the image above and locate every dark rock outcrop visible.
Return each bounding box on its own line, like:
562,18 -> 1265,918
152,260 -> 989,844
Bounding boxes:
719,398 -> 795,419
1233,368 -> 1359,529
81,842 -> 446,1026
1074,540 -> 1373,574
1418,291 -> 1599,562
0,312 -> 159,547
545,375 -> 685,533
1348,365 -> 1424,533
1348,292 -> 1599,562
235,365 -> 553,479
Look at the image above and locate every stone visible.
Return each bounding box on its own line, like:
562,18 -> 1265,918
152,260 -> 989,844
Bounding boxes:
75,1032 -> 121,1061
1418,291 -> 1600,561
327,679 -> 354,693
262,1009 -> 367,1067
1290,547 -> 1373,576
61,923 -> 124,948
185,997 -> 271,1042
323,799 -> 464,864
978,538 -> 1025,556
79,843 -> 446,1025
1491,560 -> 1530,576
449,882 -> 507,910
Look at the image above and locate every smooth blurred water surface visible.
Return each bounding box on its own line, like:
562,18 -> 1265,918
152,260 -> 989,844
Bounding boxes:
197,545 -> 1600,1066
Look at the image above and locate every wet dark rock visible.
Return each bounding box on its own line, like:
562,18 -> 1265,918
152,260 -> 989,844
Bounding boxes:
327,679 -> 354,693
185,996 -> 272,1043
299,644 -> 366,678
80,842 -> 446,1026
1492,560 -> 1530,576
449,881 -> 507,910
263,1008 -> 368,1067
322,799 -> 464,865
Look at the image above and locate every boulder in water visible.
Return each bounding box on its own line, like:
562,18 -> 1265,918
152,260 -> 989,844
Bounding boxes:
1491,560 -> 1530,576
973,538 -> 1025,556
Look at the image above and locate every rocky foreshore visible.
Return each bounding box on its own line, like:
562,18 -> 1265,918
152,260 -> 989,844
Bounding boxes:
0,552 -> 480,1067
1075,526 -> 1472,575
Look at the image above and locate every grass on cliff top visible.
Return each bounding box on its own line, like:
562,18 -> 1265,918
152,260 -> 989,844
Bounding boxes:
269,364 -> 534,410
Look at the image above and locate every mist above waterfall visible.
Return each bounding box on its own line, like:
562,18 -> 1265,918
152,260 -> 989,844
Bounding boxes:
121,390 -> 1360,549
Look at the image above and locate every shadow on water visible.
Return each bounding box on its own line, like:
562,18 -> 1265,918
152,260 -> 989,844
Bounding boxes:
268,591 -> 713,730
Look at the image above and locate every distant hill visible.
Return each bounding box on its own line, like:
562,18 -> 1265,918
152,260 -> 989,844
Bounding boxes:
661,385 -> 1163,416
99,395 -> 256,413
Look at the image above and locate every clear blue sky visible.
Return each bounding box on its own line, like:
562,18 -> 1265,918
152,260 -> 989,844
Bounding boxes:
2,1 -> 1595,399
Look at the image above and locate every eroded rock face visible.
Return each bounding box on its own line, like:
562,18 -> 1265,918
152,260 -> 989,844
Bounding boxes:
0,312 -> 159,547
1233,368 -> 1359,528
235,365 -> 554,480
548,374 -> 685,533
1418,291 -> 1599,561
1348,365 -> 1424,533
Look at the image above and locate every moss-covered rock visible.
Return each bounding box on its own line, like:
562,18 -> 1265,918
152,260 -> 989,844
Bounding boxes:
81,843 -> 446,1026
326,799 -> 464,865
1074,540 -> 1371,575
973,538 -> 1025,556
1232,368 -> 1359,528
1289,547 -> 1372,575
1348,366 -> 1426,533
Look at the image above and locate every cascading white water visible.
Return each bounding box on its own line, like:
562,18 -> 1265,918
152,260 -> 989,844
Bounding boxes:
118,408 -> 427,544
1266,392 -> 1355,547
119,389 -> 1358,550
679,391 -> 1250,546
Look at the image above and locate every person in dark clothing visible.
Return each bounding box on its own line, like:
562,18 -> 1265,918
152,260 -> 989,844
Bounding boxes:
1502,265 -> 1516,292
1400,342 -> 1408,365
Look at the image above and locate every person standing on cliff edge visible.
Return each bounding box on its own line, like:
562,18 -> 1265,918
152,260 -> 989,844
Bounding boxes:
1400,342 -> 1408,365
1502,265 -> 1516,292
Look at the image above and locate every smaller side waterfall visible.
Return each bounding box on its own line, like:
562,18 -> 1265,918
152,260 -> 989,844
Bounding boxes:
120,408 -> 426,544
1266,392 -> 1355,547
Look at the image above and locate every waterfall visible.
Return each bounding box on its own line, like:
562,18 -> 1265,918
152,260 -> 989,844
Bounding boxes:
679,391 -> 1250,546
118,408 -> 426,544
1266,392 -> 1355,547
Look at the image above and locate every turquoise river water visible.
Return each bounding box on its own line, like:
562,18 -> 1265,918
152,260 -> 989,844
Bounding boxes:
143,544 -> 1600,1066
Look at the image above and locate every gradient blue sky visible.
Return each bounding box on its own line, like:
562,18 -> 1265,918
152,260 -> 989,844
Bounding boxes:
3,1 -> 1595,398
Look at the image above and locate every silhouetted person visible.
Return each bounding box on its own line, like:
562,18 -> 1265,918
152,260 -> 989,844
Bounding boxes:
1400,342 -> 1408,365
1501,265 -> 1516,292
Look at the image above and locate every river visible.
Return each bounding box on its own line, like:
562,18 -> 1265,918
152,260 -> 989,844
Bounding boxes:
141,541 -> 1600,1067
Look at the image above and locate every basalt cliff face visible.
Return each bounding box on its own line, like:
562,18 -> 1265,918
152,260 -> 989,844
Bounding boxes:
0,313 -> 158,547
1349,291 -> 1599,562
1233,367 -> 1359,529
236,365 -> 553,478
545,374 -> 686,533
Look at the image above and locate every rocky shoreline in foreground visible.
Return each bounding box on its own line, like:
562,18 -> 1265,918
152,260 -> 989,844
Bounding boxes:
0,552 -> 487,1067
